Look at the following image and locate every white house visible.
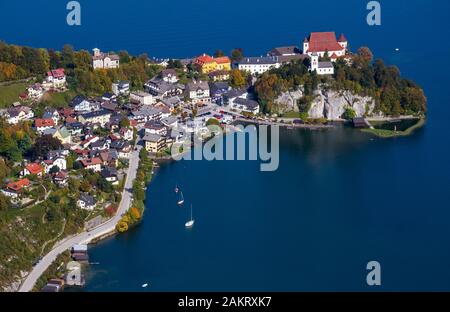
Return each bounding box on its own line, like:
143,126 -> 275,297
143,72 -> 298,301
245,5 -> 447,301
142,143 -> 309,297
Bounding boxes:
77,193 -> 97,211
6,106 -> 34,124
45,68 -> 66,89
70,96 -> 91,112
112,81 -> 130,96
235,56 -> 280,75
43,109 -> 60,126
27,83 -> 44,99
81,158 -> 102,172
310,53 -> 335,75
119,127 -> 134,141
78,110 -> 112,126
186,81 -> 210,104
303,32 -> 348,59
230,98 -> 260,114
35,118 -> 55,134
92,48 -> 120,69
160,69 -> 179,83
42,156 -> 67,174
130,91 -> 154,105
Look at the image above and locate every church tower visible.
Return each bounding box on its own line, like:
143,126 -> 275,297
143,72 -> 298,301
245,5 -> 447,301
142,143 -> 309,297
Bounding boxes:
303,37 -> 309,54
310,53 -> 319,72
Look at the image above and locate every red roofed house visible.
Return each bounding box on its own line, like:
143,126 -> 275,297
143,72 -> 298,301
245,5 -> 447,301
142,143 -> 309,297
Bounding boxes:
35,118 -> 55,133
45,68 -> 66,89
194,54 -> 231,74
21,163 -> 44,178
81,158 -> 102,172
303,32 -> 348,59
2,178 -> 31,199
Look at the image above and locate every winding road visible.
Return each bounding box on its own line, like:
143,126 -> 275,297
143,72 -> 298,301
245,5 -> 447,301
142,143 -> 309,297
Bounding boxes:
18,143 -> 143,292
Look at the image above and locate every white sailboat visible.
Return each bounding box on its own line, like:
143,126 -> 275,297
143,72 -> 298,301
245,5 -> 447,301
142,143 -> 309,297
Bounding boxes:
185,205 -> 195,228
177,190 -> 185,205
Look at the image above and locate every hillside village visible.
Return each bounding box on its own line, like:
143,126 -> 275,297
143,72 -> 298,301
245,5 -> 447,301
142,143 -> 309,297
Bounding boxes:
0,30 -> 428,291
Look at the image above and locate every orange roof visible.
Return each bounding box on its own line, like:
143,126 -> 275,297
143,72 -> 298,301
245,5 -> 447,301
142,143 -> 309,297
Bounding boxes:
7,178 -> 30,192
35,118 -> 55,128
81,158 -> 102,167
195,54 -> 214,65
306,32 -> 344,53
214,56 -> 230,64
25,163 -> 43,175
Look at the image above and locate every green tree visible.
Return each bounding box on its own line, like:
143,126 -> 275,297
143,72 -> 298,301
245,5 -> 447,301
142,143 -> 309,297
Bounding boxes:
229,69 -> 246,88
231,48 -> 244,62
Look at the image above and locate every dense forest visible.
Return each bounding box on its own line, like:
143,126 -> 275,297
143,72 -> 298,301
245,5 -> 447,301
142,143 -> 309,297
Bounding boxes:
0,41 -> 162,95
254,47 -> 427,117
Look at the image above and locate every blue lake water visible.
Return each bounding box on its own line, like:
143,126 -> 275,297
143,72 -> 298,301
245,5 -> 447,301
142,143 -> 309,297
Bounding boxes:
2,0 -> 450,291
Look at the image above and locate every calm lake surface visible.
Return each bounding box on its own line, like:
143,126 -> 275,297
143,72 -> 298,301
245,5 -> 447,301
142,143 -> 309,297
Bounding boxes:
2,0 -> 450,291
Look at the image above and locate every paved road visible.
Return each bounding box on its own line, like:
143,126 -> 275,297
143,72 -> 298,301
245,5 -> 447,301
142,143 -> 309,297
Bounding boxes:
18,143 -> 143,292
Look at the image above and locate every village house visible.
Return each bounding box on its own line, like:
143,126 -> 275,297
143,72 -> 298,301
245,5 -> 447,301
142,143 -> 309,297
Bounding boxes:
119,127 -> 134,141
35,118 -> 55,134
80,135 -> 99,149
267,46 -> 307,63
130,106 -> 162,123
44,68 -> 66,89
57,127 -> 72,142
78,110 -> 112,126
112,81 -> 130,96
53,170 -> 69,187
42,155 -> 67,174
77,193 -> 97,211
143,133 -> 167,153
144,78 -> 184,99
70,96 -> 91,112
209,81 -> 231,105
91,139 -> 110,151
268,46 -> 302,57
161,116 -> 178,129
101,167 -> 119,185
21,163 -> 44,178
6,106 -> 34,124
144,120 -> 168,136
310,53 -> 334,75
160,69 -> 179,83
110,140 -> 132,159
80,158 -> 102,172
102,92 -> 116,102
92,48 -> 120,69
43,109 -> 60,126
186,80 -> 210,104
208,70 -> 230,82
27,83 -> 44,99
235,56 -> 280,75
130,91 -> 154,105
66,122 -> 84,136
303,32 -> 348,59
230,98 -> 260,114
159,96 -> 182,112
194,54 -> 231,74
224,89 -> 248,107
2,178 -> 30,199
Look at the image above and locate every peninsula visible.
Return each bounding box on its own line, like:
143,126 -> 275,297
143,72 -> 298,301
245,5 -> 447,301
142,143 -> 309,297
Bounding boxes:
0,31 -> 426,291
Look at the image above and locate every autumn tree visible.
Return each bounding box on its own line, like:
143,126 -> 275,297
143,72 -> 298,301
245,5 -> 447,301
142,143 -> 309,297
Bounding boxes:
229,69 -> 246,88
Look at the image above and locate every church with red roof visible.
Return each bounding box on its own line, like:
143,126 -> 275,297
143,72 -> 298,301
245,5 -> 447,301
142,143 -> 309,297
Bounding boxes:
303,32 -> 348,59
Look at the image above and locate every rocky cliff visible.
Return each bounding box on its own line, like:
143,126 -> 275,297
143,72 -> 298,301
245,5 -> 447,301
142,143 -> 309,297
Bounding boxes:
274,87 -> 376,120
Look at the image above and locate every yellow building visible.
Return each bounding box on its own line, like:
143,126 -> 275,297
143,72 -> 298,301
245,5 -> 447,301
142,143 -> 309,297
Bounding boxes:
214,56 -> 231,71
195,54 -> 231,74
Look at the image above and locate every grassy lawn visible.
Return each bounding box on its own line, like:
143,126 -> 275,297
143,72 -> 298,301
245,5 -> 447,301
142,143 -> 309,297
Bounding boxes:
281,111 -> 301,118
362,118 -> 425,138
40,90 -> 76,108
0,82 -> 28,108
